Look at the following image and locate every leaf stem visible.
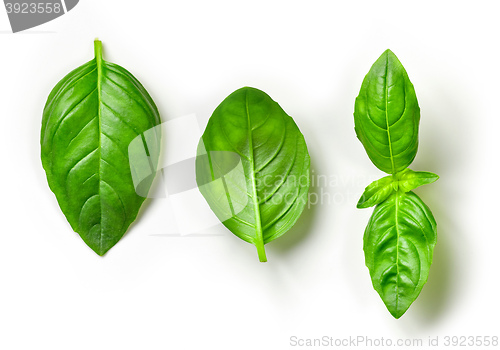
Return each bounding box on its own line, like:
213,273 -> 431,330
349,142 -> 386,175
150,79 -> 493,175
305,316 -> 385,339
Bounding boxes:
256,241 -> 267,262
94,39 -> 102,63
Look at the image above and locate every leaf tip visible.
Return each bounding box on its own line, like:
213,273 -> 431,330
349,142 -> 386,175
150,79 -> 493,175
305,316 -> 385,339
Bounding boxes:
386,303 -> 409,319
356,198 -> 368,209
90,245 -> 108,257
379,49 -> 403,70
383,48 -> 394,55
390,311 -> 404,319
85,238 -> 112,257
382,48 -> 399,60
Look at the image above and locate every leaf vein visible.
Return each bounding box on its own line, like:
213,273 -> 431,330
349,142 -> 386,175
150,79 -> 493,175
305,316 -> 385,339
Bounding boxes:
65,147 -> 99,181
51,88 -> 97,145
66,116 -> 97,149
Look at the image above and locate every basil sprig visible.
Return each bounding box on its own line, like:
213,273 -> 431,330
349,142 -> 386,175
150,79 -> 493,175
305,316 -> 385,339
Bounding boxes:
354,50 -> 438,318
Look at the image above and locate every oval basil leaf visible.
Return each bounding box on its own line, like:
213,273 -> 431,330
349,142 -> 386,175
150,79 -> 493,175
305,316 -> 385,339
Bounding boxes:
41,40 -> 161,256
354,49 -> 420,174
363,191 -> 437,318
196,87 -> 310,262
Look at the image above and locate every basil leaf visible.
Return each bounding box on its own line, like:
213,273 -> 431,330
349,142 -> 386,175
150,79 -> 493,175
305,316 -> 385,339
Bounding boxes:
363,191 -> 437,319
358,169 -> 439,208
41,40 -> 161,256
357,175 -> 394,209
397,169 -> 439,193
196,87 -> 310,262
354,49 -> 420,174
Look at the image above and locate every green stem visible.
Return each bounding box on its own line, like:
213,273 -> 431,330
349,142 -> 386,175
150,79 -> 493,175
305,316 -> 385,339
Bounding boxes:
256,241 -> 267,262
94,39 -> 102,63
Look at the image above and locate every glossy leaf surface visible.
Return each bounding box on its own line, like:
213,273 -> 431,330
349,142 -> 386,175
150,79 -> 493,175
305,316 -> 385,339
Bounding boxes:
363,191 -> 437,318
354,49 -> 420,174
41,40 -> 161,255
196,87 -> 310,262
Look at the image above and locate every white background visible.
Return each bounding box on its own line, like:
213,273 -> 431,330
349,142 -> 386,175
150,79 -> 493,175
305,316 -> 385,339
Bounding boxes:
1,1 -> 499,349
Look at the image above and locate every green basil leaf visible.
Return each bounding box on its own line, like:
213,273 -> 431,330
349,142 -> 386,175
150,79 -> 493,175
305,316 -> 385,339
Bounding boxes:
397,169 -> 439,193
358,169 -> 439,208
41,40 -> 161,256
363,191 -> 437,318
196,87 -> 310,262
357,175 -> 394,209
354,49 -> 420,174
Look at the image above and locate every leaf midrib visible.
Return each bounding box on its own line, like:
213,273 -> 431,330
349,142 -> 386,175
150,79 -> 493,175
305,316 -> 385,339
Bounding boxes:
95,41 -> 104,254
244,90 -> 266,262
384,54 -> 396,175
394,192 -> 401,314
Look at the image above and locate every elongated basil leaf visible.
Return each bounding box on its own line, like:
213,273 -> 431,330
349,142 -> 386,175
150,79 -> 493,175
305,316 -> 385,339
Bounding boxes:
358,169 -> 439,208
397,169 -> 439,193
364,191 -> 437,319
354,49 -> 420,174
196,87 -> 310,262
41,40 -> 161,255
